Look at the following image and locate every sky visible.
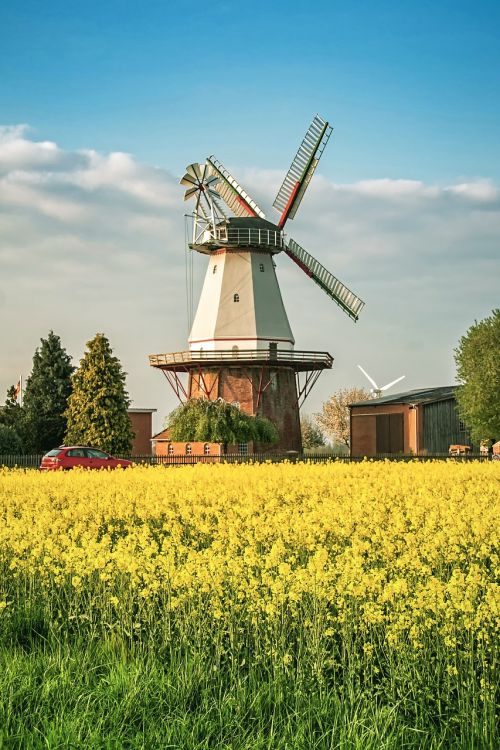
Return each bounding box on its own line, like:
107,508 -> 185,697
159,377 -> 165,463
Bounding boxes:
1,0 -> 499,431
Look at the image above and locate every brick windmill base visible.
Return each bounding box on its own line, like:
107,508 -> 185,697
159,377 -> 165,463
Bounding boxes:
149,350 -> 332,453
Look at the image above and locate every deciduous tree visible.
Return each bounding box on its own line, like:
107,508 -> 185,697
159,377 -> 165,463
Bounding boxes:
65,333 -> 134,454
454,309 -> 500,443
300,414 -> 325,449
316,387 -> 370,448
22,331 -> 74,452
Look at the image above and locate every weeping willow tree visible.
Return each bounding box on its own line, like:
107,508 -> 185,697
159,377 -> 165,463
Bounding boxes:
167,399 -> 278,449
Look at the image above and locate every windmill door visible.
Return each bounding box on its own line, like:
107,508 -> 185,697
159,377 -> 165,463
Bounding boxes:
376,413 -> 404,454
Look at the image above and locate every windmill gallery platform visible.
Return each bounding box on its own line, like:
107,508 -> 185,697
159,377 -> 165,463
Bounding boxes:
149,348 -> 333,453
150,115 -> 364,452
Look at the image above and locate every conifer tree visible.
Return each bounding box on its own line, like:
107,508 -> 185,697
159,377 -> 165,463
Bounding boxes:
22,331 -> 74,452
0,385 -> 23,430
65,333 -> 134,454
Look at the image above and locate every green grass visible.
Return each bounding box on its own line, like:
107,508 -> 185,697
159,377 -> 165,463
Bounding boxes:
0,619 -> 496,750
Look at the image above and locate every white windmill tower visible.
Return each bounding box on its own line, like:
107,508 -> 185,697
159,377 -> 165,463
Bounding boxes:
357,365 -> 405,398
150,115 -> 365,451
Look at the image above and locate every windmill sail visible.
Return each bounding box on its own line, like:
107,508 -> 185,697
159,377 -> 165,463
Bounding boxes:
285,239 -> 365,321
207,156 -> 266,219
273,115 -> 333,228
180,162 -> 227,221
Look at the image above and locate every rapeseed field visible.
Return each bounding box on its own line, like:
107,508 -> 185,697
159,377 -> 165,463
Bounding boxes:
0,461 -> 498,749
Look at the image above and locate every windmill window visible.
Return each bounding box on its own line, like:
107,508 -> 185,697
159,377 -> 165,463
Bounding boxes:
204,443 -> 210,455
259,263 -> 265,272
185,444 -> 192,455
233,293 -> 239,302
168,444 -> 174,455
238,443 -> 248,456
459,419 -> 466,432
213,265 -> 217,274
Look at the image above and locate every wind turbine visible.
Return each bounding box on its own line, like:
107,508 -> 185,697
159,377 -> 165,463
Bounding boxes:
357,365 -> 405,398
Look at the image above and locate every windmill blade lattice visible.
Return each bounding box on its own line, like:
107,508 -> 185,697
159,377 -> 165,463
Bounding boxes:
274,115 -> 333,228
207,156 -> 266,219
285,238 -> 365,322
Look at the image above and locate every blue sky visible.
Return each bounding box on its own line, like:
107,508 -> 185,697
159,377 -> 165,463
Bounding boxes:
2,1 -> 499,180
1,1 -> 499,426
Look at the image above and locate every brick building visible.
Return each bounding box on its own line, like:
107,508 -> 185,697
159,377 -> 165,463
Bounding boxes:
128,408 -> 156,455
151,428 -> 252,458
349,386 -> 476,456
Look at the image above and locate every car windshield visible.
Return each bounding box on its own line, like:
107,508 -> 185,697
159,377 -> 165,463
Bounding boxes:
45,449 -> 62,457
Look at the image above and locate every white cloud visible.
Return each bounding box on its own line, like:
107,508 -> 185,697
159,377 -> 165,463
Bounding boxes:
0,127 -> 499,428
344,178 -> 437,198
447,180 -> 499,202
0,125 -> 87,173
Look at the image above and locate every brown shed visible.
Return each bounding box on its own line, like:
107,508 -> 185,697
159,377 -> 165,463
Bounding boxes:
349,386 -> 474,457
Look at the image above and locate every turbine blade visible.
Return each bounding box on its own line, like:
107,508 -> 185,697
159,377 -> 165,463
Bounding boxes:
357,365 -> 378,390
380,375 -> 406,391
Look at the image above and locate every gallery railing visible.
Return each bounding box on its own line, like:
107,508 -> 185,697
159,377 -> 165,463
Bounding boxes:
149,349 -> 333,367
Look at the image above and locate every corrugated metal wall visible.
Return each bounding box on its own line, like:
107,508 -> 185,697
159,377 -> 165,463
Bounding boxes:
422,399 -> 473,453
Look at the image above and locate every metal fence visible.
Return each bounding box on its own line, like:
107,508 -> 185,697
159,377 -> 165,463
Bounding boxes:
0,453 -> 493,469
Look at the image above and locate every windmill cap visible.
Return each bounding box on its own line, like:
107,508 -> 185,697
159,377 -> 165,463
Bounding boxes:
223,216 -> 280,232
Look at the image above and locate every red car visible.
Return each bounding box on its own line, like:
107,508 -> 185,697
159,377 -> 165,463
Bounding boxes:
40,446 -> 132,471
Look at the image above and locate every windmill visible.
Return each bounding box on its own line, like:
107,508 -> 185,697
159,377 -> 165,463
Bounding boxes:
150,115 -> 365,451
357,365 -> 405,399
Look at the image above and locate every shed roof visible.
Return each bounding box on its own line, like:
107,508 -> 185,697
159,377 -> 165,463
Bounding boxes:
350,385 -> 458,408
